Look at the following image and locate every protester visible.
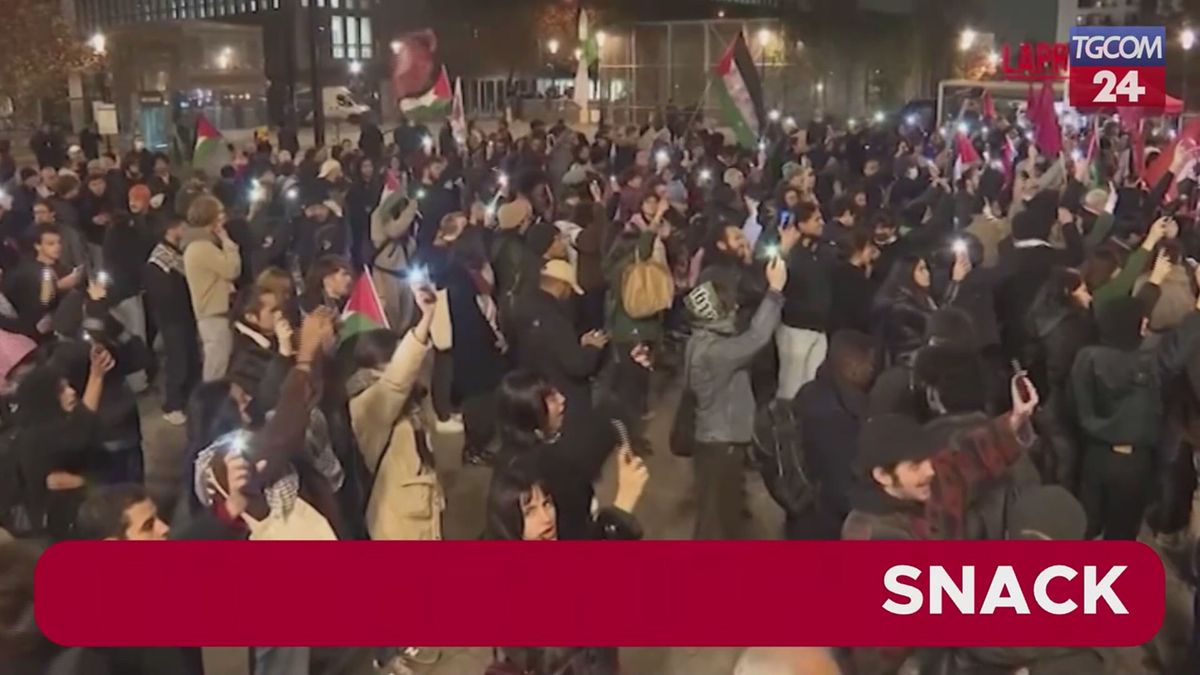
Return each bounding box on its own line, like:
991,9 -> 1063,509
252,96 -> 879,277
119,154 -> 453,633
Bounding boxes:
184,195 -> 241,381
145,215 -> 200,425
684,256 -> 787,539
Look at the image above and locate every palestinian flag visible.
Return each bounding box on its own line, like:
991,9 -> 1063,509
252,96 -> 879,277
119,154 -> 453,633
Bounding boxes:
341,269 -> 390,343
400,66 -> 452,122
713,32 -> 764,149
192,114 -> 226,170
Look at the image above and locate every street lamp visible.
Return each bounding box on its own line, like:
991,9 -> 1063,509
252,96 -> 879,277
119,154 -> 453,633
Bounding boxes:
390,40 -> 402,54
757,28 -> 773,47
596,31 -> 607,48
1184,28 -> 1196,114
88,33 -> 107,55
573,47 -> 583,60
547,38 -> 560,55
216,46 -> 233,70
959,28 -> 977,52
349,60 -> 363,75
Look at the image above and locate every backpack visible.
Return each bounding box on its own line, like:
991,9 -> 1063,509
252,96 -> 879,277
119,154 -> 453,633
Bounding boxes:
0,424 -> 37,536
620,245 -> 674,319
751,398 -> 816,516
670,340 -> 701,457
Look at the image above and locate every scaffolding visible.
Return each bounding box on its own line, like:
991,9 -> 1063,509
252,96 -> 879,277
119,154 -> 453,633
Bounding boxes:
597,19 -> 814,128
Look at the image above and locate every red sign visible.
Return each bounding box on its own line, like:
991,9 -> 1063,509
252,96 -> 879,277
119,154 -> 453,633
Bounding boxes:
1001,42 -> 1070,82
35,541 -> 1165,647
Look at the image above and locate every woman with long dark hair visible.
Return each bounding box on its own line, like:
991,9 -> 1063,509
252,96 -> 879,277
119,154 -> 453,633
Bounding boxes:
14,346 -> 111,539
1024,267 -> 1096,488
874,254 -> 965,365
493,369 -> 644,540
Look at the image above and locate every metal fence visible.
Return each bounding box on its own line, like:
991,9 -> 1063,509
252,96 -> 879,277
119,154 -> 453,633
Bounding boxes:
597,19 -> 815,128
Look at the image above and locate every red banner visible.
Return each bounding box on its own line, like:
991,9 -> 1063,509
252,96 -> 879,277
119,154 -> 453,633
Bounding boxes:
35,541 -> 1163,647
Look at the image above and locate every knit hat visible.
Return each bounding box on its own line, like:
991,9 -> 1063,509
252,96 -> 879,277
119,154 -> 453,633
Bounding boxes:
855,414 -> 941,474
684,282 -> 729,324
524,221 -> 561,258
497,198 -> 533,231
1008,486 -> 1087,540
723,167 -> 745,186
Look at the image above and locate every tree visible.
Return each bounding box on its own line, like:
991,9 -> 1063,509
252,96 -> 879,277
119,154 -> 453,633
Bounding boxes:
0,0 -> 96,109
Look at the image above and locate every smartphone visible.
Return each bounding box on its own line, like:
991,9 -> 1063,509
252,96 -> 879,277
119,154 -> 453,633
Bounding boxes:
1011,359 -> 1033,404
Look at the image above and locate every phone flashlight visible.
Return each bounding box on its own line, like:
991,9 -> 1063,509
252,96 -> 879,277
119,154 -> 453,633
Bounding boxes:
407,264 -> 430,286
228,429 -> 251,457
497,172 -> 509,188
765,244 -> 781,259
421,136 -> 434,153
655,150 -> 670,165
416,189 -> 427,200
286,188 -> 299,201
699,169 -> 713,183
96,270 -> 111,287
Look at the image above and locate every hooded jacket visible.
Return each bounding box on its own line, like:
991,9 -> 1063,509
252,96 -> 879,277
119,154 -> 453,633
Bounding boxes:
687,290 -> 782,444
1071,305 -> 1200,451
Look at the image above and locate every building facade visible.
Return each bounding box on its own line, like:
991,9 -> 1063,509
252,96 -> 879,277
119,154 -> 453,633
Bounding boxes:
73,0 -> 382,125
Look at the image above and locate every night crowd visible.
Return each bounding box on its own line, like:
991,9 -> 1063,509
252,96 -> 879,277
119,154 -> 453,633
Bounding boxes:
0,98 -> 1199,675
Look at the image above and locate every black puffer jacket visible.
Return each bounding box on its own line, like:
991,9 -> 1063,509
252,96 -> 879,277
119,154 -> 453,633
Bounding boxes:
876,284 -> 959,365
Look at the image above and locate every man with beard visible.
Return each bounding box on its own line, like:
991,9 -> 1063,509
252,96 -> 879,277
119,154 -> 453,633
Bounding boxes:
843,373 -> 1040,542
411,155 -> 456,253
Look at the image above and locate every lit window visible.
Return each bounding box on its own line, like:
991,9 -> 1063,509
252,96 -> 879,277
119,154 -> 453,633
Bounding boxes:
331,0 -> 340,7
346,16 -> 359,59
360,16 -> 372,58
331,15 -> 345,59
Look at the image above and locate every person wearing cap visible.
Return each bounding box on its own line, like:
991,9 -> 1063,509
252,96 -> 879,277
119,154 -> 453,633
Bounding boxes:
491,196 -> 537,306
684,256 -> 788,539
511,256 -> 605,410
842,377 -> 1040,541
292,181 -> 347,274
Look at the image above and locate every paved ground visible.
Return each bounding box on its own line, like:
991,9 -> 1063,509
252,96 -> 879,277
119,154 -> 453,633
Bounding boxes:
141,372 -> 782,675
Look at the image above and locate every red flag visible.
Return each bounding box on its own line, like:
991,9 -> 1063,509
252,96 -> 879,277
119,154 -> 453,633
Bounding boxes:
1033,83 -> 1062,157
1143,117 -> 1200,203
390,30 -> 439,101
981,90 -> 997,121
1001,135 -> 1017,189
954,132 -> 981,180
1024,84 -> 1038,125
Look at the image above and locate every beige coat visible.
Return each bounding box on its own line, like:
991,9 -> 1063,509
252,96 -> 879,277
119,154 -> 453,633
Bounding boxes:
371,192 -> 420,333
349,331 -> 444,540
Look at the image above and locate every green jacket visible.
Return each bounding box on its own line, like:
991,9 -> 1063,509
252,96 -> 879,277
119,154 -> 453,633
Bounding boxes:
1092,247 -> 1149,312
603,229 -> 665,344
1070,311 -> 1200,450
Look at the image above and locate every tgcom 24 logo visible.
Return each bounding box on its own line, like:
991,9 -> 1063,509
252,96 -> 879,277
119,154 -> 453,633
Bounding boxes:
1068,26 -> 1167,109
